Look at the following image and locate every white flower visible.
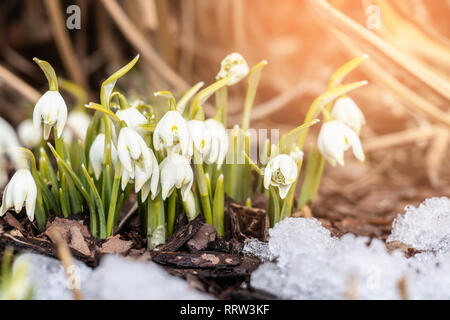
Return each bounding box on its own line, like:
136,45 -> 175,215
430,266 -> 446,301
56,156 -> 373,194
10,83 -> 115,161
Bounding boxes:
117,127 -> 159,200
187,120 -> 211,161
216,52 -> 249,85
204,119 -> 228,169
263,154 -> 298,199
318,120 -> 365,166
18,119 -> 41,148
153,110 -> 191,157
63,110 -> 91,143
116,107 -> 147,131
183,190 -> 197,221
289,146 -> 304,162
89,134 -> 118,180
33,90 -> 68,140
331,97 -> 365,134
0,117 -> 21,155
0,169 -> 37,221
160,153 -> 193,201
0,158 -> 8,188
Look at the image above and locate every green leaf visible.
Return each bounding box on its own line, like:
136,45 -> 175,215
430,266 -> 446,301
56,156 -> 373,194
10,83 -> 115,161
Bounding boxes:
328,54 -> 369,90
101,55 -> 139,107
85,102 -> 120,121
176,82 -> 204,114
189,77 -> 231,119
59,78 -> 88,105
279,119 -> 320,154
241,60 -> 268,131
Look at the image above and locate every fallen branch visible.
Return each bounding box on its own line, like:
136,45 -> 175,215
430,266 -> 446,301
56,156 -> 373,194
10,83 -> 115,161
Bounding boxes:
0,64 -> 40,103
364,126 -> 438,152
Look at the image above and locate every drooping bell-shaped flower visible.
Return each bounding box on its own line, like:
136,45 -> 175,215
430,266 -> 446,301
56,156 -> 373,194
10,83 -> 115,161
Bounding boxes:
187,120 -> 211,162
89,134 -> 118,180
160,153 -> 193,201
153,110 -> 191,157
263,154 -> 298,199
318,120 -> 365,167
18,119 -> 41,149
117,127 -> 159,200
133,150 -> 159,202
33,90 -> 68,140
331,97 -> 365,135
116,107 -> 147,131
0,169 -> 37,221
204,119 -> 228,169
289,146 -> 304,162
63,110 -> 91,143
0,117 -> 21,156
32,57 -> 68,140
216,52 -> 249,85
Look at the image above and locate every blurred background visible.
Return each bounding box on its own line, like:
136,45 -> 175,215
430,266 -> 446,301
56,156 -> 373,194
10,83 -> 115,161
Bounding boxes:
0,0 -> 449,229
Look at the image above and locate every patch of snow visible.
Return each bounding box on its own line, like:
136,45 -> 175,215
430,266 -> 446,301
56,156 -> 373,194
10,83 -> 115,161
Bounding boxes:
83,255 -> 210,300
18,253 -> 210,300
250,197 -> 450,299
242,239 -> 272,262
250,219 -> 408,299
15,253 -> 92,300
387,197 -> 450,252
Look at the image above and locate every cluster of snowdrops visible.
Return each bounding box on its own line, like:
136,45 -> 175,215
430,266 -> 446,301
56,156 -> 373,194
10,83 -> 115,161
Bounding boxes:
0,53 -> 368,248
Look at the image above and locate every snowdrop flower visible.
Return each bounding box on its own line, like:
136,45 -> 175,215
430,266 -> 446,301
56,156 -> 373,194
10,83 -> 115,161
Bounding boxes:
153,110 -> 191,157
0,169 -> 37,221
117,127 -> 159,200
331,97 -> 365,134
204,119 -> 228,169
289,146 -> 304,162
33,90 -> 68,140
116,107 -> 147,131
216,52 -> 249,85
160,153 -> 193,201
18,119 -> 41,148
187,120 -> 211,162
264,154 -> 298,199
0,117 -> 21,155
318,120 -> 365,167
89,134 -> 118,180
0,159 -> 7,188
63,110 -> 91,143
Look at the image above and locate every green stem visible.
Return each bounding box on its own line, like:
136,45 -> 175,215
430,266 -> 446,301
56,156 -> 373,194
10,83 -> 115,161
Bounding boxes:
106,167 -> 122,237
167,191 -> 177,237
212,174 -> 225,236
193,148 -> 213,224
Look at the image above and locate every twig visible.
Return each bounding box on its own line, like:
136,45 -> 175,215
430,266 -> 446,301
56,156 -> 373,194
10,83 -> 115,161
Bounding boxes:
308,0 -> 450,100
425,126 -> 449,187
0,64 -> 40,102
154,0 -> 177,69
46,229 -> 83,300
364,126 -> 438,152
115,202 -> 138,234
43,0 -> 89,95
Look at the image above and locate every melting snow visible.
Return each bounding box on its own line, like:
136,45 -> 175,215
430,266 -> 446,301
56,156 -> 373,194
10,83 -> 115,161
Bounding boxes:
245,197 -> 450,299
19,254 -> 210,300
